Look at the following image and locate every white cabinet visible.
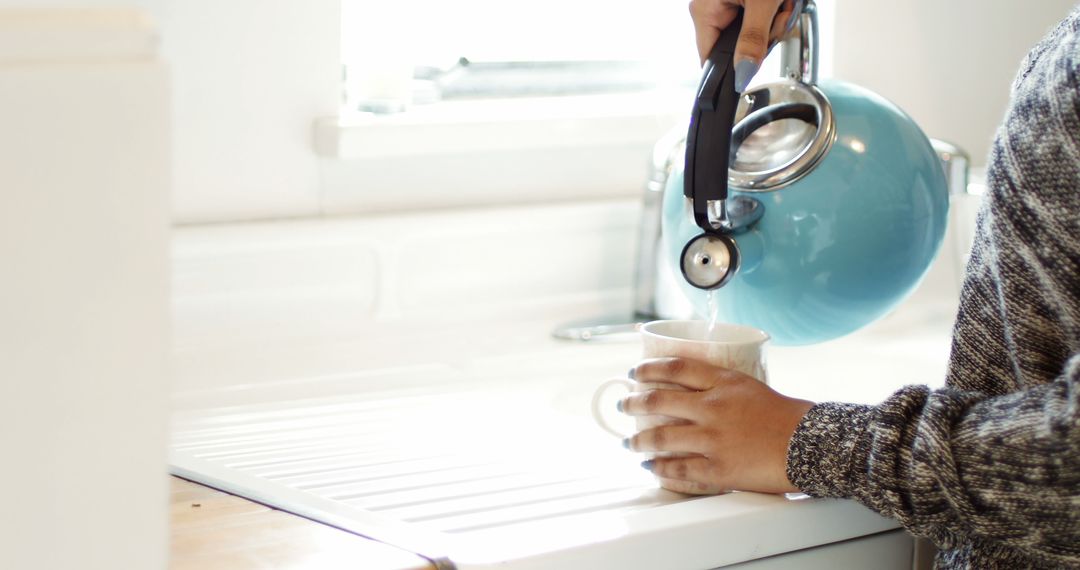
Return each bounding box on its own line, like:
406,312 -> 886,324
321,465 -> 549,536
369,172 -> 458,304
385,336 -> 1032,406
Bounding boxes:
0,9 -> 169,570
720,530 -> 913,569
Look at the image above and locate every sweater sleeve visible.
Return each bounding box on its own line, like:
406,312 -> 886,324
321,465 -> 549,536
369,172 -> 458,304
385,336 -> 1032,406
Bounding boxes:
786,355 -> 1080,566
786,9 -> 1080,567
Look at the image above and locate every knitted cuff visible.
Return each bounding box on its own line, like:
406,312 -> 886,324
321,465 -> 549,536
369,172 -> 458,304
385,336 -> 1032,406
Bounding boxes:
786,401 -> 875,498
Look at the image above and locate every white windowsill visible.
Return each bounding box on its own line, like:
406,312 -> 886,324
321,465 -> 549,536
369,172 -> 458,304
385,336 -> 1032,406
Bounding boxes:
314,90 -> 691,160
313,90 -> 690,215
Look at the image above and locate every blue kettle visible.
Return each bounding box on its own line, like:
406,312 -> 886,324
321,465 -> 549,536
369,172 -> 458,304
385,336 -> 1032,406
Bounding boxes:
663,1 -> 948,345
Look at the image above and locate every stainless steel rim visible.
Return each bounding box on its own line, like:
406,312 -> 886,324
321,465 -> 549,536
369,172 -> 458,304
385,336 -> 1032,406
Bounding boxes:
728,80 -> 836,192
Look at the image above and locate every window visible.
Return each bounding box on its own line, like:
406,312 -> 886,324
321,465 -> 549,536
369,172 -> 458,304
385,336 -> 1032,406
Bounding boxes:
323,1 -> 833,213
340,0 -> 702,111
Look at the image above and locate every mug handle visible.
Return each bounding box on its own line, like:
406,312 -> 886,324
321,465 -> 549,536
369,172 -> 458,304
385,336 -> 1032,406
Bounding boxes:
591,378 -> 634,438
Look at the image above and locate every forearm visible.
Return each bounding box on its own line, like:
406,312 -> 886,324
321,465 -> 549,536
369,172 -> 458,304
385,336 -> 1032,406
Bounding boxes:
786,356 -> 1080,565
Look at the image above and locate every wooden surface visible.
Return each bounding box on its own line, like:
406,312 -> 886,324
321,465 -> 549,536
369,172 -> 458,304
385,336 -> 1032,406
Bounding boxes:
170,476 -> 433,570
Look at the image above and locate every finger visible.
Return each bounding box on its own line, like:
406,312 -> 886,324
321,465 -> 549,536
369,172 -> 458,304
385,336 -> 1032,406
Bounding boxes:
621,388 -> 702,421
688,0 -> 739,65
769,0 -> 802,50
644,456 -> 727,489
628,424 -> 714,454
631,357 -> 746,391
769,8 -> 795,47
657,477 -> 727,495
733,0 -> 783,91
777,0 -> 801,33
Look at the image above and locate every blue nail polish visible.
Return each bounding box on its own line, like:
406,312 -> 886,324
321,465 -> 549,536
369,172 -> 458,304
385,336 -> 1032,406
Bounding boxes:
615,399 -> 623,413
622,438 -> 631,449
627,367 -> 636,380
641,460 -> 654,471
734,59 -> 759,93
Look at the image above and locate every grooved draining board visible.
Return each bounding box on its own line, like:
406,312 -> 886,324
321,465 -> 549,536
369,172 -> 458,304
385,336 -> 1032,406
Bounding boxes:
169,349 -> 908,570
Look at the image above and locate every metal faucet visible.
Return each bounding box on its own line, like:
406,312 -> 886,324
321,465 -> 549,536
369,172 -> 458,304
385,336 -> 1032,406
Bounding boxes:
550,129 -> 692,342
632,126 -> 694,321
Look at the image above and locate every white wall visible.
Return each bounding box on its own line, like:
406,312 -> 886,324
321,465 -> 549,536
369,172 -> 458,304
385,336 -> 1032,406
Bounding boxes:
0,1 -> 337,225
16,2 -> 1066,224
160,0 -> 340,224
833,0 -> 1076,164
167,1 -> 1077,223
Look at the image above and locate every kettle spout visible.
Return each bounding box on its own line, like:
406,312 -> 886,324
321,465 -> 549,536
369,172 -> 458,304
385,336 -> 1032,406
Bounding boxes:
680,233 -> 740,290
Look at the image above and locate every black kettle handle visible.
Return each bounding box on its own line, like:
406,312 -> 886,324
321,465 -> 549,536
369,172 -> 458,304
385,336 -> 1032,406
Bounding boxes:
684,11 -> 743,233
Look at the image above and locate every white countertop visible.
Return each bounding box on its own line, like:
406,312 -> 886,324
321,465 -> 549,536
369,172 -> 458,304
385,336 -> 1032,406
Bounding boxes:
170,301 -> 953,569
168,202 -> 959,568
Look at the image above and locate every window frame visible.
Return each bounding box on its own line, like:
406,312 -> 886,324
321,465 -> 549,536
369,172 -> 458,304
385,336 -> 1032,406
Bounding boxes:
318,1 -> 835,216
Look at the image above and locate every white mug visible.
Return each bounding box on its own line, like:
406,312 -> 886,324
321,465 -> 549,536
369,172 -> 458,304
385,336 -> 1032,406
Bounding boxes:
591,319 -> 770,448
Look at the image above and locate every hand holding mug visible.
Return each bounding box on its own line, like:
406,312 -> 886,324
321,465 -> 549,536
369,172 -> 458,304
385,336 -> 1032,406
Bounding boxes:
593,320 -> 811,495
622,356 -> 813,495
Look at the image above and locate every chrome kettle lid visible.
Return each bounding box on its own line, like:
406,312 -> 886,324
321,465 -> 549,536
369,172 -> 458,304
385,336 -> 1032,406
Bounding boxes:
728,81 -> 835,191
726,0 -> 833,192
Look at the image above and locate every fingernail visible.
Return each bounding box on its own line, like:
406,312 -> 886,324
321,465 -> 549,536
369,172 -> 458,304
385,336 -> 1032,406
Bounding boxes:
641,460 -> 654,471
734,59 -> 759,93
621,438 -> 631,450
627,367 -> 636,380
615,399 -> 623,413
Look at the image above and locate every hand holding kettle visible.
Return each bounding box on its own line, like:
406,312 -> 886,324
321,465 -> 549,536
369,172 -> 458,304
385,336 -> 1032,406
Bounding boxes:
688,0 -> 801,90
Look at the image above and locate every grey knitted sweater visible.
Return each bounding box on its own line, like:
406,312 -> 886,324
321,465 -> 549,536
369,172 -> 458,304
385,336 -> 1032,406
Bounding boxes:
785,8 -> 1080,569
